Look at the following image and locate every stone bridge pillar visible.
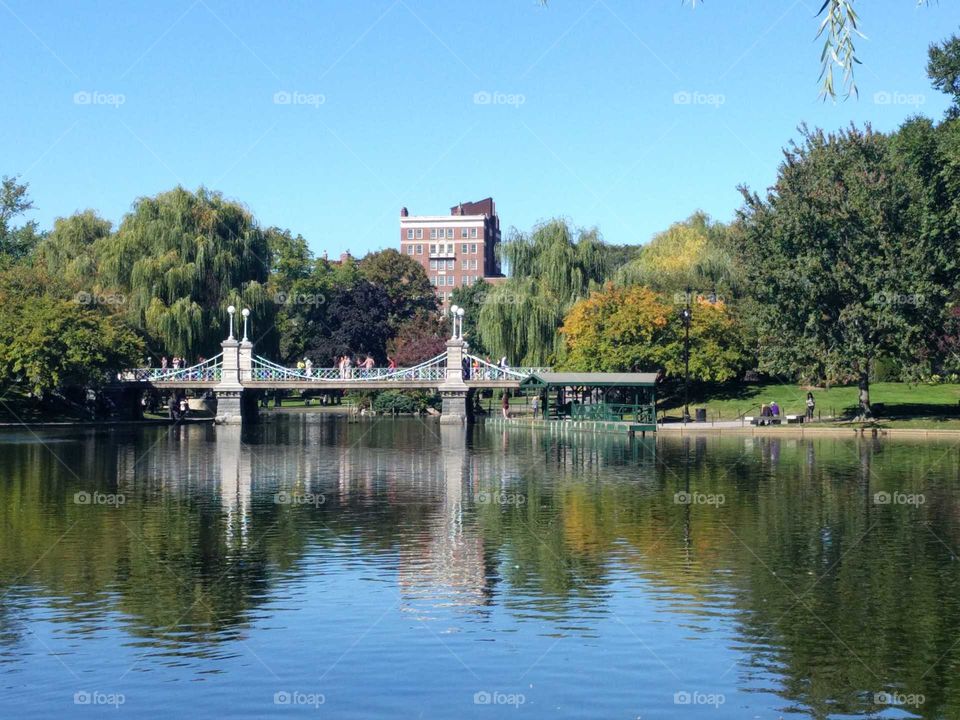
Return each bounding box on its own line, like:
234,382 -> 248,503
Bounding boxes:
215,338 -> 243,424
439,338 -> 470,425
215,336 -> 257,425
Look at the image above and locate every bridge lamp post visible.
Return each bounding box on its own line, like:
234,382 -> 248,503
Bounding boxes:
241,308 -> 250,343
449,304 -> 460,339
456,307 -> 464,340
227,305 -> 236,341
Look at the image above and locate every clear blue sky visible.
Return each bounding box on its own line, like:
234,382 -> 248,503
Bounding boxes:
2,0 -> 956,257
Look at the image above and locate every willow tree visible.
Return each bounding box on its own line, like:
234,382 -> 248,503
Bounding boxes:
614,211 -> 741,299
35,210 -> 111,290
98,187 -> 273,360
476,219 -> 607,366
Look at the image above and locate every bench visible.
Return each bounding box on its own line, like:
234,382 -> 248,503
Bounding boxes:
786,414 -> 803,424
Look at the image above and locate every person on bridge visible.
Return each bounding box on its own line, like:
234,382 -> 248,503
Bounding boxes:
387,356 -> 397,370
304,358 -> 313,377
363,356 -> 375,370
161,356 -> 168,371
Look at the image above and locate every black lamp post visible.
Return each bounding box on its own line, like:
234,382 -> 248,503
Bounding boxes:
680,292 -> 692,424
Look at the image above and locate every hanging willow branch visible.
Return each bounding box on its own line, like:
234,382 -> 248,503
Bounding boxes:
537,0 -> 933,100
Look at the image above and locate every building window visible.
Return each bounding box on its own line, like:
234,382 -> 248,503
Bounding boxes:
446,228 -> 453,239
431,229 -> 438,239
415,244 -> 422,254
461,228 -> 468,239
406,245 -> 414,255
461,243 -> 468,254
429,244 -> 436,254
406,229 -> 413,240
430,259 -> 437,270
471,258 -> 477,269
415,228 -> 423,239
470,228 -> 478,238
447,259 -> 455,270
470,243 -> 477,254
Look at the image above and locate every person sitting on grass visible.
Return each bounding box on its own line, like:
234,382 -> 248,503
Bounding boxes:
770,400 -> 780,418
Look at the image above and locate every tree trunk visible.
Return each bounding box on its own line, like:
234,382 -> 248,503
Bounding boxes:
858,371 -> 872,419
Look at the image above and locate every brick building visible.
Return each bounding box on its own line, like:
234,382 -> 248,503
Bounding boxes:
399,198 -> 504,306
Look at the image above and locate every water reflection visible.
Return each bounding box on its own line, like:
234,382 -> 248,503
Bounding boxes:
0,419 -> 959,718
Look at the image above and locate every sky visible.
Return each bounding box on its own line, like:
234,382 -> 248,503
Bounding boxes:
2,0 -> 957,258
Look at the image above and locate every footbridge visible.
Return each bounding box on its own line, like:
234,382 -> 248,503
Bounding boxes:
115,310 -> 548,425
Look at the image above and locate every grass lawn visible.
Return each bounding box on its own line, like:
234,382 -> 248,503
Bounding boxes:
663,382 -> 960,424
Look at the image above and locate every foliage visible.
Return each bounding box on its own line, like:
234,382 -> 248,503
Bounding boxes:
0,273 -> 144,396
35,210 -> 112,289
371,390 -> 438,414
476,219 -> 607,366
928,31 -> 960,118
98,186 -> 273,360
450,280 -> 491,356
0,175 -> 42,260
614,211 -> 740,298
387,314 -> 447,366
560,284 -> 748,382
736,123 -> 958,410
359,249 -> 437,333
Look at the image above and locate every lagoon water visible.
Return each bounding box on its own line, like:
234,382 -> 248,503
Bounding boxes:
1,417 -> 959,718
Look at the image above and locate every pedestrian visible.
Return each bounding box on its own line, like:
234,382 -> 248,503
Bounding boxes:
806,392 -> 815,421
501,391 -> 510,419
179,396 -> 189,419
161,356 -> 168,370
387,356 -> 397,369
461,356 -> 470,380
531,394 -> 539,418
344,355 -> 353,379
363,356 -> 375,370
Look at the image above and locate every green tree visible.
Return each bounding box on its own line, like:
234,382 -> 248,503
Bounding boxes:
0,175 -> 42,261
928,31 -> 960,117
35,210 -> 112,289
358,249 -> 437,333
450,280 -> 490,355
98,187 -> 273,360
737,124 -> 956,414
476,219 -> 607,366
0,280 -> 143,396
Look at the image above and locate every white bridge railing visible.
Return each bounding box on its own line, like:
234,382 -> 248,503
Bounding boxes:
118,352 -> 550,385
117,354 -> 224,383
249,353 -> 449,382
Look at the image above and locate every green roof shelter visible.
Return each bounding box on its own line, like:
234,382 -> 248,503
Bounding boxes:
519,372 -> 658,430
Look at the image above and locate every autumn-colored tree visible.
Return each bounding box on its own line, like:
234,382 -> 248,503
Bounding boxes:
561,284 -> 748,382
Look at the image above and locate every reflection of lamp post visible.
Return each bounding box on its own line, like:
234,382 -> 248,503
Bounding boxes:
241,308 -> 250,343
680,293 -> 692,424
450,304 -> 460,339
227,305 -> 236,341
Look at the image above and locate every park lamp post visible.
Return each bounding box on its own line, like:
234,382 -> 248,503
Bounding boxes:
227,305 -> 236,341
241,308 -> 250,343
456,306 -> 464,340
680,293 -> 692,424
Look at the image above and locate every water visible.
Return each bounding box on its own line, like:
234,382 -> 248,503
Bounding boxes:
1,417 -> 959,718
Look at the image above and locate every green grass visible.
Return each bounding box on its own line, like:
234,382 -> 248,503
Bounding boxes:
664,382 -> 960,424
